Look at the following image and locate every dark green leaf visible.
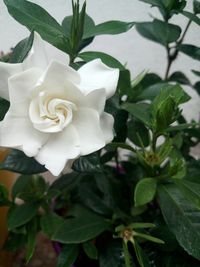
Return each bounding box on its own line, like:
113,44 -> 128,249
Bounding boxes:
26,218 -> 38,263
194,81 -> 200,95
136,19 -> 181,46
194,0 -> 200,14
0,149 -> 47,174
178,44 -> 200,61
79,51 -> 125,70
57,244 -> 79,267
134,178 -> 157,206
72,153 -> 102,173
176,180 -> 200,209
52,209 -> 110,243
0,98 -> 10,121
169,71 -> 190,85
10,32 -> 34,63
12,175 -> 46,201
134,240 -> 151,267
192,70 -> 200,77
182,11 -> 200,26
127,120 -> 150,147
0,184 -> 9,206
40,212 -> 64,238
8,203 -> 38,230
158,184 -> 200,260
99,240 -> 125,267
4,0 -> 69,52
84,20 -> 134,38
83,241 -> 98,260
122,103 -> 152,126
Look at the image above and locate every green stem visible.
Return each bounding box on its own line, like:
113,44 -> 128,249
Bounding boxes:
164,19 -> 192,80
123,242 -> 132,267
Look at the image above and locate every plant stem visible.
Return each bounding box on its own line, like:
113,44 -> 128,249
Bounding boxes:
164,19 -> 192,80
123,242 -> 132,267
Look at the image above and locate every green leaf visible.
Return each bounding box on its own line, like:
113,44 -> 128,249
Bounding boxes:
194,0 -> 200,14
72,153 -> 102,173
0,149 -> 47,174
83,241 -> 98,260
10,32 -> 34,63
134,231 -> 164,244
122,103 -> 152,126
169,71 -> 190,85
182,11 -> 200,26
26,218 -> 38,263
192,70 -> 200,77
52,209 -> 110,243
194,81 -> 200,95
0,184 -> 9,206
99,240 -> 124,267
0,98 -> 10,121
158,184 -> 200,260
134,240 -> 150,267
136,19 -> 181,46
12,175 -> 46,201
176,180 -> 200,209
79,51 -> 125,70
178,44 -> 200,61
57,244 -> 79,267
84,20 -> 134,38
134,178 -> 157,206
4,0 -> 69,52
40,212 -> 64,238
127,119 -> 150,148
8,203 -> 38,230
107,142 -> 135,153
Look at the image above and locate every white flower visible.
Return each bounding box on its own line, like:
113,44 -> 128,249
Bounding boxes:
0,33 -> 119,176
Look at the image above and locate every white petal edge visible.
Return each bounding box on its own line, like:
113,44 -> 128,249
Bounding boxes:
100,112 -> 114,144
36,124 -> 80,176
78,59 -> 119,99
0,112 -> 48,157
72,107 -> 106,155
0,62 -> 23,101
23,32 -> 69,71
8,68 -> 43,116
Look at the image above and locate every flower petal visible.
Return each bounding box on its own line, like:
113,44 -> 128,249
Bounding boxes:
100,112 -> 114,144
78,59 -> 119,99
0,62 -> 22,101
36,124 -> 80,176
72,107 -> 105,155
23,32 -> 69,71
38,60 -> 81,90
8,68 -> 43,115
0,111 -> 48,157
81,88 -> 106,114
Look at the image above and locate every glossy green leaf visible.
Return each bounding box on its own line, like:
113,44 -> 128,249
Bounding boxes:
8,203 -> 38,230
3,0 -> 69,52
134,178 -> 157,206
10,32 -> 34,63
57,244 -> 79,267
176,180 -> 200,209
84,20 -> 134,38
40,212 -> 64,238
0,149 -> 47,174
122,103 -> 152,126
72,153 -> 102,173
158,184 -> 200,260
178,44 -> 200,61
169,71 -> 190,85
136,19 -> 181,46
79,51 -> 125,70
83,241 -> 98,260
26,218 -> 38,263
52,210 -> 110,243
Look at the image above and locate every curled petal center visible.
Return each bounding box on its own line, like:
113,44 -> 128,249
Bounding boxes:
29,91 -> 77,133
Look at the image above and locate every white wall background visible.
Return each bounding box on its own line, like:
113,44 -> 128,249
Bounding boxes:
0,0 -> 200,120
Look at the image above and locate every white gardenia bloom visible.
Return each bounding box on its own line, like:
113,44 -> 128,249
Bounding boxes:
0,33 -> 119,176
